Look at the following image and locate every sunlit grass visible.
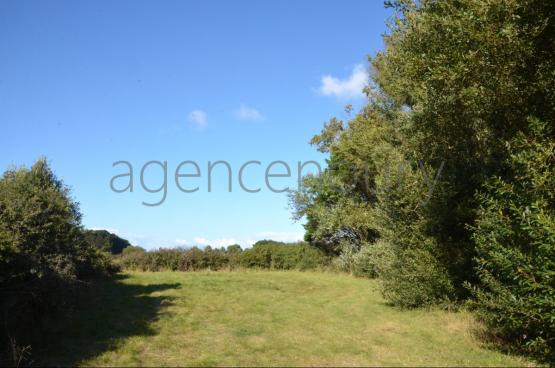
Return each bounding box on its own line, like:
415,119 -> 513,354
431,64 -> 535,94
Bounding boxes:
42,271 -> 533,366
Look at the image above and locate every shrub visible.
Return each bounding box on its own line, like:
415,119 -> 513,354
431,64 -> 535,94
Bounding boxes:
119,246 -> 232,272
0,159 -> 111,364
118,241 -> 329,272
379,246 -> 454,309
118,246 -> 147,270
179,247 -> 205,271
369,151 -> 456,307
331,240 -> 358,274
331,239 -> 395,279
83,229 -> 131,254
470,120 -> 555,362
202,246 -> 229,270
240,241 -> 329,270
352,240 -> 394,279
226,244 -> 243,269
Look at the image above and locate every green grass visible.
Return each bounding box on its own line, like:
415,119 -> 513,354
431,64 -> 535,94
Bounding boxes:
40,271 -> 533,366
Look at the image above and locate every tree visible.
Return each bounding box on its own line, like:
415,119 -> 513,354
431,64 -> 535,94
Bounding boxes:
84,229 -> 131,254
0,158 -> 94,284
292,0 -> 555,359
471,119 -> 555,362
0,158 -> 110,363
226,244 -> 242,254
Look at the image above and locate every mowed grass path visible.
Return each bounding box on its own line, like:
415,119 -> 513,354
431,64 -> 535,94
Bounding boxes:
41,271 -> 532,366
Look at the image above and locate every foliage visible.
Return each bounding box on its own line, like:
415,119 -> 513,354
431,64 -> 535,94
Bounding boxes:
352,240 -> 395,279
84,229 -> 131,254
240,240 -> 330,270
380,246 -> 454,308
470,119 -> 555,363
290,0 -> 554,360
0,159 -> 98,284
0,158 -> 111,364
118,246 -> 231,271
117,241 -> 329,272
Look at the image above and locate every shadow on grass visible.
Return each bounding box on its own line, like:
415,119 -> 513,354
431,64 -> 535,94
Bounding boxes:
34,273 -> 179,366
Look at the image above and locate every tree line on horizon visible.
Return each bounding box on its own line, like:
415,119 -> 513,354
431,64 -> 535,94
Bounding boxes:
115,239 -> 329,272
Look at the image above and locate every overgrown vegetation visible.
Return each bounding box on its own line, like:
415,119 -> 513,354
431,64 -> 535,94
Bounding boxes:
470,119 -> 555,361
0,159 -> 113,365
117,240 -> 330,272
290,0 -> 554,362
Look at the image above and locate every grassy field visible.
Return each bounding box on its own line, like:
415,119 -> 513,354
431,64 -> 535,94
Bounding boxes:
39,271 -> 532,366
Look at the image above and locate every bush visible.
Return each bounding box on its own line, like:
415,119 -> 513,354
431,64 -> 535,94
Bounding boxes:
352,240 -> 394,279
119,245 -> 232,272
118,246 -> 148,270
331,240 -> 359,274
179,247 -> 206,271
331,240 -> 395,278
0,159 -> 106,285
240,241 -> 329,270
369,152 -> 456,307
117,241 -> 329,272
83,229 -> 131,254
201,246 -> 230,270
470,120 -> 555,362
379,246 -> 454,309
0,159 -> 111,364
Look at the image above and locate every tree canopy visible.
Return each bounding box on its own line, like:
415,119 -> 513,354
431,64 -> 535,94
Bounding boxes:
291,0 -> 554,361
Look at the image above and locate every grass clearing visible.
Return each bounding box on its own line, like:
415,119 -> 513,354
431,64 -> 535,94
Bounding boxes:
39,271 -> 533,366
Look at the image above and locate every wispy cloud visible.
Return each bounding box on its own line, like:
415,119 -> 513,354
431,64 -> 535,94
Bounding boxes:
188,110 -> 207,129
319,64 -> 368,100
186,232 -> 302,249
234,104 -> 265,121
193,237 -> 238,248
255,231 -> 304,243
133,232 -> 304,250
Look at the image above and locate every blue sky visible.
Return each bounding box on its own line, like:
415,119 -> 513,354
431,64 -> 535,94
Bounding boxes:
0,0 -> 391,249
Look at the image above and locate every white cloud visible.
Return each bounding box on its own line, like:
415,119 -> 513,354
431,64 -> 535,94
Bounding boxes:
141,231 -> 305,251
193,232 -> 303,249
255,231 -> 304,243
188,110 -> 207,129
193,237 -> 209,245
193,237 -> 238,248
234,104 -> 264,121
319,64 -> 368,100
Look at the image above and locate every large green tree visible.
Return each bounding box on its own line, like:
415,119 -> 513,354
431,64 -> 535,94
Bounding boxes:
0,158 -> 111,364
0,159 -> 94,284
291,0 -> 554,321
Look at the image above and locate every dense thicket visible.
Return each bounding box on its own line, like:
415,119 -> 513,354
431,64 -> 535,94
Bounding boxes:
291,0 -> 554,361
0,159 -> 111,365
117,240 -> 330,272
84,229 -> 131,254
471,119 -> 555,360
